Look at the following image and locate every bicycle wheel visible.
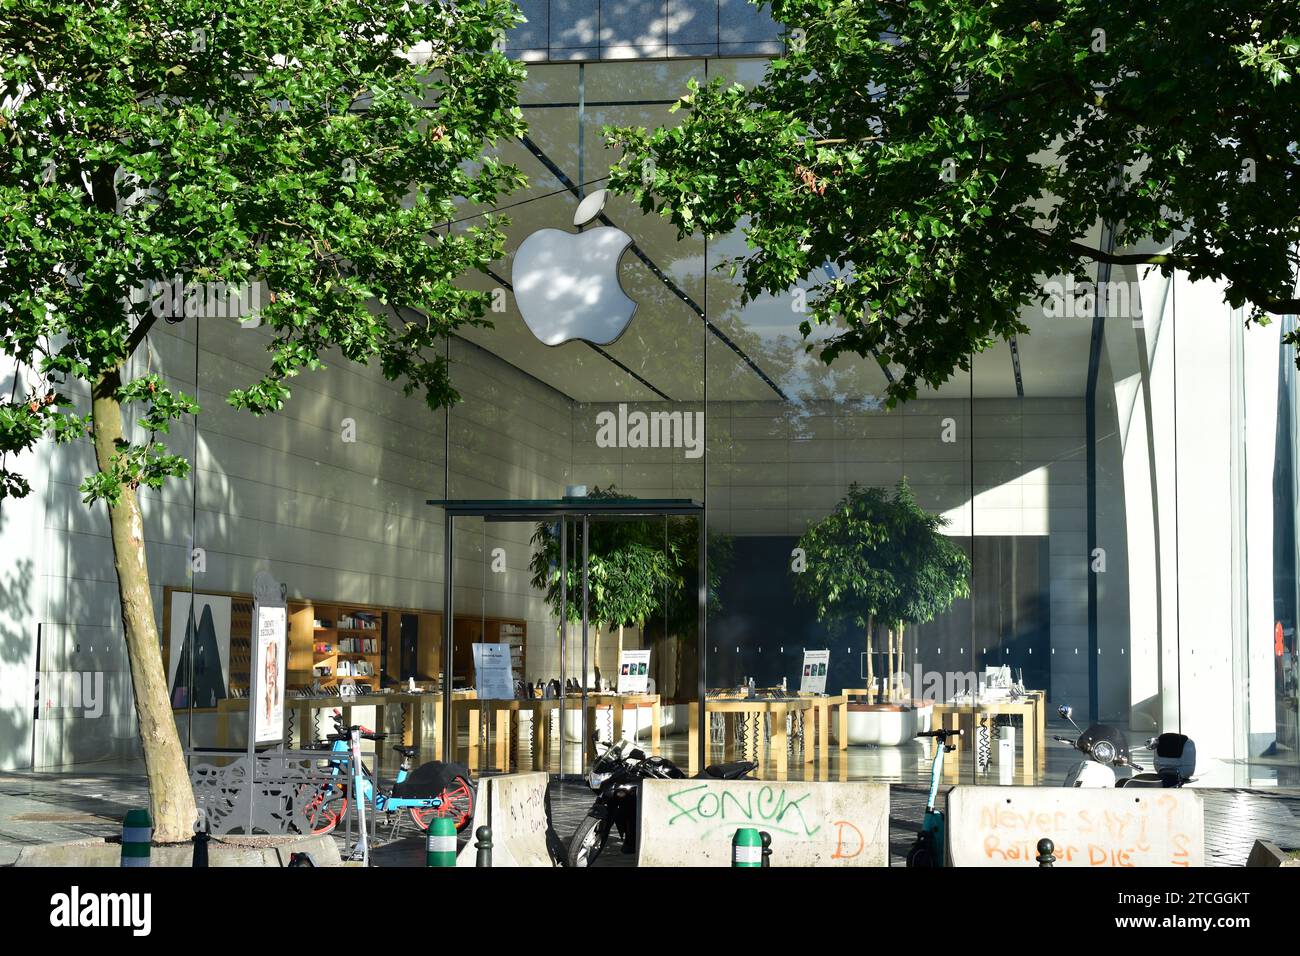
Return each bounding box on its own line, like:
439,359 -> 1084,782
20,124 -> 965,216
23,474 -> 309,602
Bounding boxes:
409,775 -> 475,833
303,785 -> 349,836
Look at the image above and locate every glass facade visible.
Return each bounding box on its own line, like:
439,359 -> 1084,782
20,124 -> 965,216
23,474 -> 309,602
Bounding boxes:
3,50 -> 1298,797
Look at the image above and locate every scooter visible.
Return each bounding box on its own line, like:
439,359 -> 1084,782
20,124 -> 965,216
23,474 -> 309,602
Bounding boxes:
1117,732 -> 1196,788
1055,704 -> 1141,787
567,735 -> 756,867
906,727 -> 962,867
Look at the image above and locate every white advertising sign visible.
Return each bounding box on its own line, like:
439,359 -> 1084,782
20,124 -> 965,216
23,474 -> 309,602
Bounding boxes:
800,649 -> 830,695
473,643 -> 516,700
252,604 -> 287,743
618,649 -> 651,694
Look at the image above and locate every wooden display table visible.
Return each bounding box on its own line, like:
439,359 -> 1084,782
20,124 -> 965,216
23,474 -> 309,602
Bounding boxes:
215,691 -> 436,756
690,696 -> 819,779
450,693 -> 662,773
932,695 -> 1039,782
798,693 -> 846,770
582,693 -> 661,760
1025,689 -> 1048,771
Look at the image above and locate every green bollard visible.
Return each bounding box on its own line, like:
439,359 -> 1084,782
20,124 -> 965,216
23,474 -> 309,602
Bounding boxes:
120,808 -> 152,868
426,816 -> 457,867
732,827 -> 762,867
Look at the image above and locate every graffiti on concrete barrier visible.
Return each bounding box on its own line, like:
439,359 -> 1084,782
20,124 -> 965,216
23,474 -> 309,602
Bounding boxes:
973,792 -> 1197,866
664,783 -> 821,838
831,820 -> 864,859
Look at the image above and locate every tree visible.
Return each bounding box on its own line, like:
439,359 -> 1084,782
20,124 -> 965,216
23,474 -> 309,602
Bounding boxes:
528,490 -> 731,697
871,480 -> 971,702
606,1 -> 1300,405
789,483 -> 897,700
528,488 -> 679,685
0,1 -> 526,841
790,480 -> 969,701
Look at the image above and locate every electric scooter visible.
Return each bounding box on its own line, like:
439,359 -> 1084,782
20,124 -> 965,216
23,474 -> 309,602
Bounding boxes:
906,727 -> 962,867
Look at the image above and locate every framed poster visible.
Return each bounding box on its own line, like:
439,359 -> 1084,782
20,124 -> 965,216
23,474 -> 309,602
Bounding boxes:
472,643 -> 515,700
167,591 -> 231,709
252,603 -> 287,743
799,649 -> 830,695
618,649 -> 651,694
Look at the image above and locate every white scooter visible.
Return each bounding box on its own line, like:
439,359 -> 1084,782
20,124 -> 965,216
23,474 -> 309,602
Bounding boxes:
1055,704 -> 1196,788
1117,731 -> 1196,788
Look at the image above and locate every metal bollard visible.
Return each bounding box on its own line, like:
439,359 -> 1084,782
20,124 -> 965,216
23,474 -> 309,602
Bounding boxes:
120,808 -> 152,868
732,827 -> 762,867
475,826 -> 493,867
426,816 -> 457,867
1036,838 -> 1055,867
191,827 -> 209,868
760,831 -> 772,868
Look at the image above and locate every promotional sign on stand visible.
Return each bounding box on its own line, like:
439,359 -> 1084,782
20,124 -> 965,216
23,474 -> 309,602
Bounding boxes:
618,649 -> 651,694
799,649 -> 830,695
472,642 -> 516,700
251,572 -> 287,744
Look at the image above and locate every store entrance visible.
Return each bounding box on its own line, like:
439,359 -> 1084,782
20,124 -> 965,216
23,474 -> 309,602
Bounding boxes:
431,497 -> 705,782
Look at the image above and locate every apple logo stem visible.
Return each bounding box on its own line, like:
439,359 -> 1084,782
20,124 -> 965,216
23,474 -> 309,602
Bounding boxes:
512,188 -> 637,346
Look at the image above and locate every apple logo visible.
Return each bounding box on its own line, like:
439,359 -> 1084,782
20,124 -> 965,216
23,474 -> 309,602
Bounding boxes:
511,189 -> 637,346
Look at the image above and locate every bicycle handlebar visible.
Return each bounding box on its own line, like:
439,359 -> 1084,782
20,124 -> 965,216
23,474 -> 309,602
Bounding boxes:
325,728 -> 387,742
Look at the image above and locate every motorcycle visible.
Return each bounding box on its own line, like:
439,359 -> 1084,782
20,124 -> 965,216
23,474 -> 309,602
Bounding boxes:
567,735 -> 757,868
1055,704 -> 1196,788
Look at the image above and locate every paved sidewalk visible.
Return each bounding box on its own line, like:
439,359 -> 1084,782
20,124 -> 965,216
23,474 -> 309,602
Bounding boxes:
2,766 -> 1298,867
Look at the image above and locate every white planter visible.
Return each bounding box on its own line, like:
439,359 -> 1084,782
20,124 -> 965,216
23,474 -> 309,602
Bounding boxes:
845,703 -> 934,746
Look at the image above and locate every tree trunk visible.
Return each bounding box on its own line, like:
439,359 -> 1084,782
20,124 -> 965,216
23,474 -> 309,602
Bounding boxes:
92,368 -> 198,843
887,625 -> 895,702
896,623 -> 906,702
865,615 -> 875,703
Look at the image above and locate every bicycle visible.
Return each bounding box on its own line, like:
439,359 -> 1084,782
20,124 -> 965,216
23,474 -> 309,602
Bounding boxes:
302,711 -> 475,839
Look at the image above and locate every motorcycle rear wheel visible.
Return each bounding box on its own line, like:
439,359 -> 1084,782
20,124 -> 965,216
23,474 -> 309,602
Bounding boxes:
566,815 -> 606,868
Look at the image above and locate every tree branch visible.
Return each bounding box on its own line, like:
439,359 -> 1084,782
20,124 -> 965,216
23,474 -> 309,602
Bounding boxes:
124,311 -> 161,359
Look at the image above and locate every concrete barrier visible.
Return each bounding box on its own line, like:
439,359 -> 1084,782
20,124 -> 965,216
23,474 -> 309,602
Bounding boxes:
13,833 -> 342,867
456,771 -> 558,867
636,779 -> 889,867
946,786 -> 1204,867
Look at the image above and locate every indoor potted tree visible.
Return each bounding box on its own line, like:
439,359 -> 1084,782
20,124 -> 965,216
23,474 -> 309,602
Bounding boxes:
790,482 -> 897,702
792,479 -> 970,745
529,488 -> 675,742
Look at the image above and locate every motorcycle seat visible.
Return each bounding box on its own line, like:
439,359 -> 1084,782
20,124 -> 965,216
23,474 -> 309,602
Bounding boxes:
1116,771 -> 1182,788
701,761 -> 755,780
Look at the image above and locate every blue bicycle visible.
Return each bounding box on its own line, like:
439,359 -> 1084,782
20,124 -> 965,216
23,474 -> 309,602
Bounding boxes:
304,711 -> 475,837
